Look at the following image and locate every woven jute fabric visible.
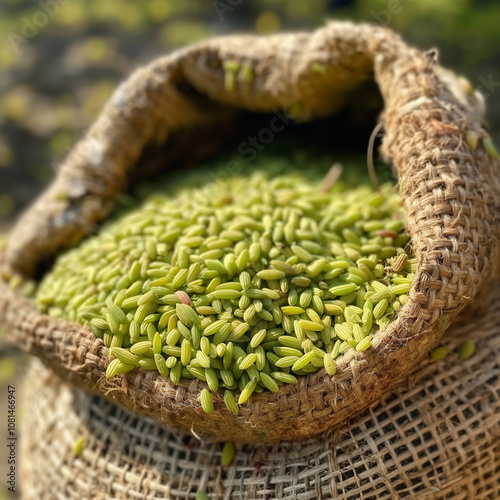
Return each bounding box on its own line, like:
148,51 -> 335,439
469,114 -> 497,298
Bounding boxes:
3,21 -> 500,443
21,285 -> 500,499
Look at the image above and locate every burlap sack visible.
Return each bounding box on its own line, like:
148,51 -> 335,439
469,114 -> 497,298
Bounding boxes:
21,284 -> 500,499
2,21 -> 500,443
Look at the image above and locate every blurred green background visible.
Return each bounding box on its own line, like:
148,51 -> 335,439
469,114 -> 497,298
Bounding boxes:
0,0 -> 499,226
0,2 -> 498,497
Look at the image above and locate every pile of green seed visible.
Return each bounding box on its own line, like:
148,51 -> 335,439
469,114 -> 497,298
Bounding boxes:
36,168 -> 415,414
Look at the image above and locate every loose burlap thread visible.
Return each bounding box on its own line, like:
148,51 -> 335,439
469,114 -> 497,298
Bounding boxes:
2,21 -> 500,442
21,284 -> 500,499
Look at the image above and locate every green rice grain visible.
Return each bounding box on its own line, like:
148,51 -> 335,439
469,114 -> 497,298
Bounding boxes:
430,346 -> 448,361
459,339 -> 476,360
221,441 -> 236,466
73,436 -> 85,456
200,388 -> 214,414
224,390 -> 239,415
483,137 -> 500,159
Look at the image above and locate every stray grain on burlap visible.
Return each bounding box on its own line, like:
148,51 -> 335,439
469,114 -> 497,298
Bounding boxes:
21,285 -> 500,499
2,21 -> 500,443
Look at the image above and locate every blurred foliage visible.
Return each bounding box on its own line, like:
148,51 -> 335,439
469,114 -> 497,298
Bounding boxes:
0,0 -> 498,224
